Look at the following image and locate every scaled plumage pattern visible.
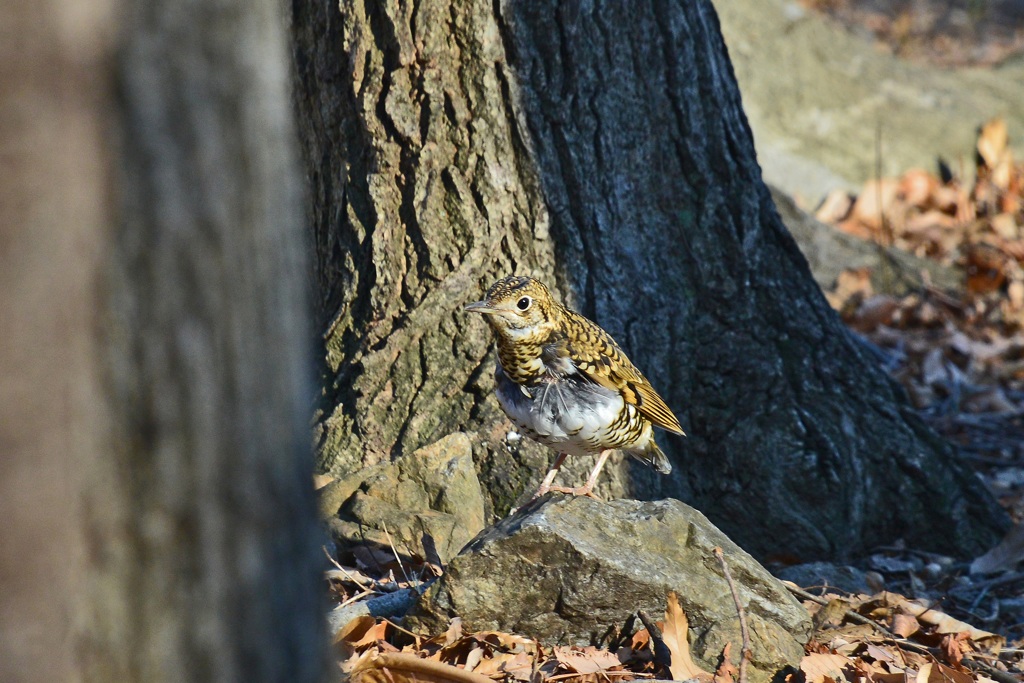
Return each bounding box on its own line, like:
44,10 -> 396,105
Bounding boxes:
465,275 -> 684,497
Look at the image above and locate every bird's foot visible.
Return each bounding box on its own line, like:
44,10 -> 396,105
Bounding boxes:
546,484 -> 603,501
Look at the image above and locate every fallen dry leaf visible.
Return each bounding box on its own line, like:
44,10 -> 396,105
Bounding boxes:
553,646 -> 623,674
662,591 -> 713,682
977,118 -> 1014,191
715,642 -> 739,683
444,618 -> 463,646
336,615 -> 381,664
917,661 -> 934,683
336,615 -> 388,649
891,613 -> 920,639
864,642 -> 898,666
977,119 -> 1009,170
464,646 -> 484,673
350,651 -> 497,683
924,661 -> 975,683
827,268 -> 874,314
849,294 -> 899,332
941,632 -> 969,668
851,178 -> 901,232
900,168 -> 939,207
971,523 -> 1024,575
472,651 -> 534,681
801,652 -> 855,683
630,627 -> 651,652
893,596 -> 1004,651
816,189 -> 855,224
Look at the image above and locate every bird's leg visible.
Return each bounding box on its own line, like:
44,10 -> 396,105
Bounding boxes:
549,449 -> 611,500
534,452 -> 568,498
581,449 -> 612,494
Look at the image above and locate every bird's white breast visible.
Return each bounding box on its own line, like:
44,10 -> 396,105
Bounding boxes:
494,364 -> 628,456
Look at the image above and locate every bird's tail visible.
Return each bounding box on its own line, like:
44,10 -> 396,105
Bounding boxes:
627,439 -> 672,475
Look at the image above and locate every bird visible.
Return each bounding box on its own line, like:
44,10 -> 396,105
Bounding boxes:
464,275 -> 684,498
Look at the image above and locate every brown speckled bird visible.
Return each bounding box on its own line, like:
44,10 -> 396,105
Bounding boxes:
465,275 -> 684,498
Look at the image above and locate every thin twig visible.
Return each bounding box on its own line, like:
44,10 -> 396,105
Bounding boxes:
874,120 -> 894,249
381,522 -> 417,591
636,609 -> 664,645
382,617 -> 427,639
784,583 -> 896,637
962,658 -> 1021,683
968,585 -> 991,613
323,546 -> 374,592
546,673 -> 646,681
715,548 -> 750,683
323,545 -> 343,570
955,571 -> 1024,594
867,545 -> 956,563
338,587 -> 379,608
637,609 -> 672,676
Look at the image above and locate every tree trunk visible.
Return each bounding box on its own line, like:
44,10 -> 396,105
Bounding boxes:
292,0 -> 1007,560
0,2 -> 113,680
292,0 -> 565,500
1,1 -> 326,681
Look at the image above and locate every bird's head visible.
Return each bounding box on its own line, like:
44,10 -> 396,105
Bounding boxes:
464,275 -> 560,340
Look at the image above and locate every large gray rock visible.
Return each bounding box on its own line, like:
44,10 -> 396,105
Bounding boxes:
319,432 -> 487,563
407,496 -> 811,683
716,0 -> 1024,202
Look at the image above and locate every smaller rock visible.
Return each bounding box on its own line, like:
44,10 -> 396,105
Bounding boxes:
326,586 -> 428,636
406,496 -> 811,683
774,562 -> 873,595
868,554 -> 923,574
320,432 -> 486,563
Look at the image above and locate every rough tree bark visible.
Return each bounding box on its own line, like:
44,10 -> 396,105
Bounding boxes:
1,1 -> 325,681
292,0 -> 568,500
292,0 -> 1007,559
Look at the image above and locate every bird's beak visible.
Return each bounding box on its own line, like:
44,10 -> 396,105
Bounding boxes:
463,300 -> 498,314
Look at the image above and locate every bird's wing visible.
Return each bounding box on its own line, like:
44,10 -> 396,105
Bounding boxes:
549,310 -> 685,435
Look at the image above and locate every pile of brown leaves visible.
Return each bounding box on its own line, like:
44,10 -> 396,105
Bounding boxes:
328,583 -> 1024,683
821,119 -> 1024,519
334,592 -> 719,683
791,587 -> 1018,683
820,118 -> 1024,311
814,118 -> 1024,659
325,540 -> 1024,683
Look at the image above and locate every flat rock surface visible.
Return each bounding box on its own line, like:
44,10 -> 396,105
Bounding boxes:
407,496 -> 811,683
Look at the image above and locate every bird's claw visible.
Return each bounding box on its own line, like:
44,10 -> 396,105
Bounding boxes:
546,485 -> 603,501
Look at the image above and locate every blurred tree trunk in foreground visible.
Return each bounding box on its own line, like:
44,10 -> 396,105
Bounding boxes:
293,0 -> 1007,561
0,1 -> 325,682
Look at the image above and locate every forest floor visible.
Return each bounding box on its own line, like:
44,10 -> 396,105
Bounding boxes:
322,118 -> 1024,683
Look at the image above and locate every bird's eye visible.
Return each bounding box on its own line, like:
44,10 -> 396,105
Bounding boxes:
516,296 -> 532,311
